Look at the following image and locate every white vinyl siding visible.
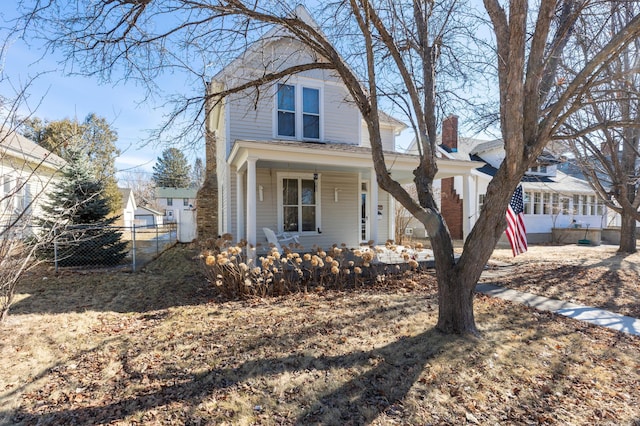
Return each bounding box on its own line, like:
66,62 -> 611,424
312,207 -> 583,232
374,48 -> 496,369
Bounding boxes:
377,190 -> 391,241
228,89 -> 273,142
360,124 -> 397,151
323,84 -> 360,144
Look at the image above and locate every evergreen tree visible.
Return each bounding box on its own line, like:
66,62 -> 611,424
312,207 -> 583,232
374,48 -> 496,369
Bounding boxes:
191,157 -> 205,188
37,147 -> 128,266
152,148 -> 191,188
20,114 -> 122,214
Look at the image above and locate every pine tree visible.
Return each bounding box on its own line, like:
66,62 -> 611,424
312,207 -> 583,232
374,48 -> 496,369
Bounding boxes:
191,157 -> 205,188
20,114 -> 123,214
37,147 -> 128,266
152,148 -> 191,188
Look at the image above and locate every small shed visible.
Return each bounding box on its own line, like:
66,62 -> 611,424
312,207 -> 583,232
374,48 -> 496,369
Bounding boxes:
118,188 -> 137,228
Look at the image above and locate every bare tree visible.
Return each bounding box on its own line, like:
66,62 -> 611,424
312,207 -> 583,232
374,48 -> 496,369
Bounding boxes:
0,83 -> 64,322
559,2 -> 640,253
15,0 -> 640,334
119,168 -> 157,209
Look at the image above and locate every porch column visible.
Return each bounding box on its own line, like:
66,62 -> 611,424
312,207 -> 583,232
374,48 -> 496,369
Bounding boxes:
246,157 -> 257,258
462,174 -> 473,239
369,168 -> 379,244
236,169 -> 244,242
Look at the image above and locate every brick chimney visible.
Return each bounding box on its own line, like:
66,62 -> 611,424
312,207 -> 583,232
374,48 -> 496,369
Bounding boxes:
440,115 -> 463,239
442,115 -> 459,152
196,81 -> 219,241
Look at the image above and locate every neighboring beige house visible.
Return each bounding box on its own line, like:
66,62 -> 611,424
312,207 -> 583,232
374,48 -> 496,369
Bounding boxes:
0,128 -> 65,233
117,187 -> 137,229
155,187 -> 197,223
203,5 -> 478,252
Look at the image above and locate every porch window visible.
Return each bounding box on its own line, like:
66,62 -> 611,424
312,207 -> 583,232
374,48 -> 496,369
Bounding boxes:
561,196 -> 570,214
478,194 -> 486,212
581,195 -> 589,215
589,195 -> 596,215
276,83 -> 321,140
551,193 -> 559,214
543,193 -> 551,214
281,176 -> 318,233
523,191 -> 531,214
533,192 -> 542,214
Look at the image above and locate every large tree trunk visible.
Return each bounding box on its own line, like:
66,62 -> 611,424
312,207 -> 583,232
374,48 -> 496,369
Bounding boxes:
435,263 -> 478,335
619,209 -> 637,253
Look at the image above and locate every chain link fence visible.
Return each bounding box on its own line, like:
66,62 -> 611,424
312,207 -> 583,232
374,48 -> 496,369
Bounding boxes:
48,223 -> 177,272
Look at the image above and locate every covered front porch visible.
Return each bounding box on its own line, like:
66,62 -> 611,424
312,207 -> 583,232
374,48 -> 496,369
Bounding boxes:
226,140 -> 479,256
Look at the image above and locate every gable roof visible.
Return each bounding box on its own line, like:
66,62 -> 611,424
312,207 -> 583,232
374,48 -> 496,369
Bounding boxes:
471,154 -> 594,193
156,187 -> 198,199
118,187 -> 137,211
0,127 -> 66,169
135,205 -> 164,216
212,5 -> 406,132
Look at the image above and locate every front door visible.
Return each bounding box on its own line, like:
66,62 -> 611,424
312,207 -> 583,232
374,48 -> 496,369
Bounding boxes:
361,181 -> 369,242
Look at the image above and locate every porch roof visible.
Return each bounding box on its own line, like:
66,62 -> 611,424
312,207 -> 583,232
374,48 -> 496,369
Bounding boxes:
228,139 -> 481,181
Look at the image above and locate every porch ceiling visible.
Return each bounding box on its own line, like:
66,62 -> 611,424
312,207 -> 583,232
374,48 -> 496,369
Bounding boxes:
228,139 -> 481,182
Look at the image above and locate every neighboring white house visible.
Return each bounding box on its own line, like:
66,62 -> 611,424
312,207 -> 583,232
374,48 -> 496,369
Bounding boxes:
117,187 -> 137,229
155,187 -> 198,223
406,116 -> 605,243
206,6 -> 479,252
0,128 -> 65,233
134,205 -> 164,227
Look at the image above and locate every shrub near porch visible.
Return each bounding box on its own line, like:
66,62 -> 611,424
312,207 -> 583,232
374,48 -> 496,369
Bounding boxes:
200,235 -> 429,299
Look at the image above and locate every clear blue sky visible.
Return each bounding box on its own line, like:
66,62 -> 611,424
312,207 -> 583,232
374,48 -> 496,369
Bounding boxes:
0,3 -> 463,181
0,5 -> 191,179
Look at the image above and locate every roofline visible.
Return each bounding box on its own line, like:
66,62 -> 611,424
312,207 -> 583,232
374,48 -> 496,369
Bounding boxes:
228,139 -> 481,178
211,6 -> 407,133
1,129 -> 66,169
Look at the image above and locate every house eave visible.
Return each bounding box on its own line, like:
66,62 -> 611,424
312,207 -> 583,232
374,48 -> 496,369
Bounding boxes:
228,139 -> 481,180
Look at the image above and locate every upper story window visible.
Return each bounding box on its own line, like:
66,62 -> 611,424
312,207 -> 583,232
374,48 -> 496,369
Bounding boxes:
302,87 -> 320,139
167,197 -> 173,206
183,198 -> 189,207
527,165 -> 548,174
277,84 -> 296,137
276,83 -> 321,140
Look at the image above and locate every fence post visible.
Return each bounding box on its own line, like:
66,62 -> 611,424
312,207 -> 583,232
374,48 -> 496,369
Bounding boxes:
54,239 -> 58,273
132,224 -> 136,272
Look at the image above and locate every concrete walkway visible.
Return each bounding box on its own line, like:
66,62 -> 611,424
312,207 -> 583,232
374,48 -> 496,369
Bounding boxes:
476,283 -> 640,337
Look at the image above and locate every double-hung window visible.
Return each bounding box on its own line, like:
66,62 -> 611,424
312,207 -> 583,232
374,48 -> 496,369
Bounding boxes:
302,87 -> 320,139
276,83 -> 321,140
280,174 -> 319,233
277,84 -> 296,137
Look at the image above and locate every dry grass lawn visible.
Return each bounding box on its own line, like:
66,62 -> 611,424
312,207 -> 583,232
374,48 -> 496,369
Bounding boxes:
0,244 -> 639,425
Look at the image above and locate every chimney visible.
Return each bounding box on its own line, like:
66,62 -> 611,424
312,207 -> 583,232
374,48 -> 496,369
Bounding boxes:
442,115 -> 459,152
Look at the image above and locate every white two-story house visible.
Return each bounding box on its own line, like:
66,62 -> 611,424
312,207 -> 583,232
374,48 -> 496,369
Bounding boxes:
155,187 -> 198,223
204,6 -> 478,252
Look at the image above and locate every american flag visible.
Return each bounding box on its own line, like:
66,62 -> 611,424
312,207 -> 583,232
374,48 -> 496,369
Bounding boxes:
505,185 -> 528,256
